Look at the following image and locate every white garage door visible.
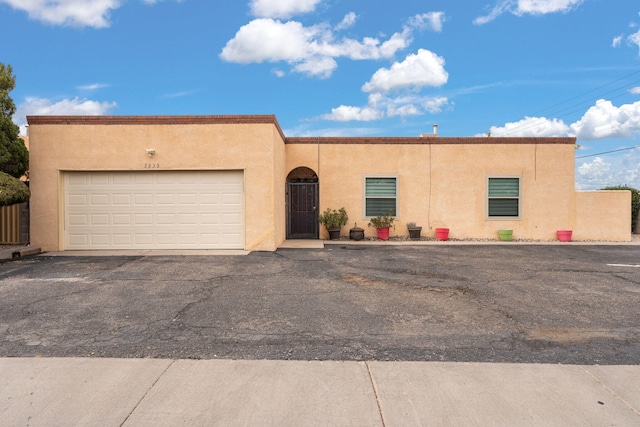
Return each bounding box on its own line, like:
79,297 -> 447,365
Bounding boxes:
64,171 -> 244,250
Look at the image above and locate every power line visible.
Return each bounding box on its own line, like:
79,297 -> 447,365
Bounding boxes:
528,69 -> 640,117
490,69 -> 640,137
493,89 -> 634,137
544,80 -> 640,119
575,146 -> 640,159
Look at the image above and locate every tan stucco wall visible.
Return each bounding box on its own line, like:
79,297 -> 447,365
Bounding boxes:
28,117 -> 630,250
575,191 -> 631,241
272,125 -> 287,248
286,140 -> 629,241
28,118 -> 286,251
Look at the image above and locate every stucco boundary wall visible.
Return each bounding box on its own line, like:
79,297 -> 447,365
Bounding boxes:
575,190 -> 631,242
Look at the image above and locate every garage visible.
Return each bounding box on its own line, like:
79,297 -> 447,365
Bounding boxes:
64,170 -> 244,250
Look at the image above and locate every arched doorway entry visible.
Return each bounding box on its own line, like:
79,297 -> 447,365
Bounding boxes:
286,167 -> 319,239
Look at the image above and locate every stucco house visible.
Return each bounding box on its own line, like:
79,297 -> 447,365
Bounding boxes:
26,115 -> 630,252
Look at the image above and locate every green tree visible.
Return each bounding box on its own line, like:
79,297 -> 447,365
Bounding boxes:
601,185 -> 640,231
0,171 -> 30,205
0,63 -> 29,206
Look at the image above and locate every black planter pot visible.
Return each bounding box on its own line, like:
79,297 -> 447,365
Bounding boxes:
327,227 -> 341,240
349,225 -> 364,241
408,226 -> 422,240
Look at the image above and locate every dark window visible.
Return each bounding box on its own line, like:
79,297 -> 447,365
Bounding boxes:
488,177 -> 520,217
365,177 -> 397,217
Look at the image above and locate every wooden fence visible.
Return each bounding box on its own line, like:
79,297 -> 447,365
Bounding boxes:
0,202 -> 29,244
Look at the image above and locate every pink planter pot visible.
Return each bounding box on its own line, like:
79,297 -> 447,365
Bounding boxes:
435,228 -> 450,241
376,227 -> 390,240
557,230 -> 572,242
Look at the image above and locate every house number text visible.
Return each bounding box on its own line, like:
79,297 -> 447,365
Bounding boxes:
144,163 -> 160,169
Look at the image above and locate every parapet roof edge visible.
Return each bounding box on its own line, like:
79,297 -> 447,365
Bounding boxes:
26,115 -> 576,145
285,136 -> 577,145
26,115 -> 287,142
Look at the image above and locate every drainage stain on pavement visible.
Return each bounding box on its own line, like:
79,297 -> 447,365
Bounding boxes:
526,327 -> 635,343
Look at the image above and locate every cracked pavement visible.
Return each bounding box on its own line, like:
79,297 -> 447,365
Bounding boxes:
0,245 -> 639,364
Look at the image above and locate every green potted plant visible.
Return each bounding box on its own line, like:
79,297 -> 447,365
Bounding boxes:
318,207 -> 348,240
368,211 -> 395,240
407,222 -> 422,240
498,229 -> 513,241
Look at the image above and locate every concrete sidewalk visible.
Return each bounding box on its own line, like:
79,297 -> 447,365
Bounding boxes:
1,358 -> 638,426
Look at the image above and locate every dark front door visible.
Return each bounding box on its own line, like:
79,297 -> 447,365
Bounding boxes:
287,182 -> 318,239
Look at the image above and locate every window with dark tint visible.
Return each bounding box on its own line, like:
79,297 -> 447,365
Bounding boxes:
365,177 -> 397,217
488,177 -> 520,217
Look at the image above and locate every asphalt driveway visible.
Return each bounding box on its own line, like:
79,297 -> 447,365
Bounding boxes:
1,245 -> 639,364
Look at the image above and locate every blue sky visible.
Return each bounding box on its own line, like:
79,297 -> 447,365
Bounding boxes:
2,0 -> 640,190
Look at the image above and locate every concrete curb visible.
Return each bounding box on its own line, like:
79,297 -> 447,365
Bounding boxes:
1,235 -> 638,259
322,233 -> 640,246
0,246 -> 41,261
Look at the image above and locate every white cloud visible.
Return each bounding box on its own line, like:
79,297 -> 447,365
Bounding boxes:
407,12 -> 446,32
474,1 -> 512,25
220,10 -> 450,79
0,0 -> 120,28
610,27 -> 640,54
321,105 -> 383,122
619,150 -> 640,185
515,0 -> 584,15
284,124 -> 382,137
224,10 -> 451,120
629,29 -> 640,54
576,157 -> 613,189
160,90 -> 197,99
577,157 -> 610,178
292,56 -> 337,79
220,18 -> 412,78
612,35 -> 623,48
570,99 -> 640,140
14,97 -> 116,134
475,0 -> 583,25
322,93 -> 449,122
249,0 -> 321,19
18,96 -> 116,116
385,95 -> 449,117
143,0 -> 184,4
221,19 -> 320,64
417,96 -> 450,114
0,0 -> 182,28
335,12 -> 357,31
575,151 -> 640,190
487,99 -> 640,140
630,87 -> 640,95
362,49 -> 448,93
321,48 -> 450,122
488,116 -> 570,137
76,83 -> 109,91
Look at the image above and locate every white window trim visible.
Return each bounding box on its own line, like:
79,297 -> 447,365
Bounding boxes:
486,175 -> 522,220
363,175 -> 399,219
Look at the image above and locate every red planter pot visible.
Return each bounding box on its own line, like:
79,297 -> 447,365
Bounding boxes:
557,230 -> 572,242
435,228 -> 450,241
376,227 -> 390,240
